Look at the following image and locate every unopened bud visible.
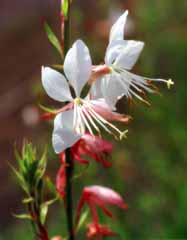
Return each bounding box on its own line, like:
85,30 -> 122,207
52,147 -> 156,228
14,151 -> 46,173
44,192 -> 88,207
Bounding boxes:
51,236 -> 63,240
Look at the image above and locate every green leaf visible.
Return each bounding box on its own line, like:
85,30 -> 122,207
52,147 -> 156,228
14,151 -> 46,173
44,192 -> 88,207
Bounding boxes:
76,209 -> 89,232
62,0 -> 69,18
45,197 -> 58,206
45,177 -> 57,196
13,213 -> 32,220
40,203 -> 48,225
9,163 -> 29,194
72,164 -> 89,181
22,197 -> 33,204
44,22 -> 63,57
40,198 -> 58,225
35,147 -> 47,186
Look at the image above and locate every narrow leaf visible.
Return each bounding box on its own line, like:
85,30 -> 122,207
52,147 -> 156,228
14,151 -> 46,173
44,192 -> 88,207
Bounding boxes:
45,177 -> 58,196
9,163 -> 29,194
44,22 -> 63,57
40,203 -> 48,225
76,209 -> 89,232
13,213 -> 32,220
61,0 -> 69,17
22,197 -> 33,204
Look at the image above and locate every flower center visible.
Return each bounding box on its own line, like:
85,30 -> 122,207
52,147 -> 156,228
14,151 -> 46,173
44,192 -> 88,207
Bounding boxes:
74,97 -> 83,106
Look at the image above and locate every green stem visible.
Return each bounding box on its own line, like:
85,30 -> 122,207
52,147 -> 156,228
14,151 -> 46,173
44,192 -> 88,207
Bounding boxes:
28,203 -> 38,238
63,0 -> 70,57
63,1 -> 75,240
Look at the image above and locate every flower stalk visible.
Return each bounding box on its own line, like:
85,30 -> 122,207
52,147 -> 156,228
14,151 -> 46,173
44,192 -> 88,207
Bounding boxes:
62,1 -> 75,239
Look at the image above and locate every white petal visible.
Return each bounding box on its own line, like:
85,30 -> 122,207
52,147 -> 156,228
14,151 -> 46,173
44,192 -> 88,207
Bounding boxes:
42,67 -> 72,102
114,40 -> 144,70
90,78 -> 103,100
105,40 -> 128,65
109,11 -> 128,43
101,73 -> 126,110
52,110 -> 81,153
64,39 -> 92,97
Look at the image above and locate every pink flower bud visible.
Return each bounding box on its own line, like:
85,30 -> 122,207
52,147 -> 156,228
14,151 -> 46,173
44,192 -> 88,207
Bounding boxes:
84,185 -> 128,210
51,236 -> 63,240
71,133 -> 113,167
75,185 -> 128,229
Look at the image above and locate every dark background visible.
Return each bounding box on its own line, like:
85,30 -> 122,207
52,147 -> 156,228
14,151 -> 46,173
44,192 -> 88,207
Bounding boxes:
0,0 -> 186,239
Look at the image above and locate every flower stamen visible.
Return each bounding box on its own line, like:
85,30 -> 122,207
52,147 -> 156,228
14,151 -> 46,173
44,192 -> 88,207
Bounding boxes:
83,101 -> 128,140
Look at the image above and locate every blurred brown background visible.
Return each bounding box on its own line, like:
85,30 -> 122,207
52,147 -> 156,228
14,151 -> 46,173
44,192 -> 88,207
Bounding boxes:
0,0 -> 186,239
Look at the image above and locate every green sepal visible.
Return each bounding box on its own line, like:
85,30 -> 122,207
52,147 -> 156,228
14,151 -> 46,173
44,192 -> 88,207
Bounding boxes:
44,22 -> 63,57
38,103 -> 56,114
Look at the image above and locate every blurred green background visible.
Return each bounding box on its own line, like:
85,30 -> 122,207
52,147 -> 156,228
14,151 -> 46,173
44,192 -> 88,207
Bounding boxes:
0,0 -> 186,239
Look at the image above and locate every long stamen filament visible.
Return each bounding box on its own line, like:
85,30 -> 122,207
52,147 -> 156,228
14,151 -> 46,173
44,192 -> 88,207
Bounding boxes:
73,104 -> 78,131
84,101 -> 128,140
79,107 -> 94,136
81,107 -> 101,135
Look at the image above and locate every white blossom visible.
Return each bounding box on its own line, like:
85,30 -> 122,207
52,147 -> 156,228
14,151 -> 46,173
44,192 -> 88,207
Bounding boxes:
42,40 -> 128,153
91,11 -> 173,109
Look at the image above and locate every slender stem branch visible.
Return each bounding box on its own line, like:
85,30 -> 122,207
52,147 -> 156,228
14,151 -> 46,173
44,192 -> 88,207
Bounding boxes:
65,149 -> 74,240
63,1 -> 75,240
63,0 -> 70,57
28,198 -> 50,240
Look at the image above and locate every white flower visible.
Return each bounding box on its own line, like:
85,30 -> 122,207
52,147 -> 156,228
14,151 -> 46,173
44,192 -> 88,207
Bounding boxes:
91,11 -> 173,109
42,40 -> 128,153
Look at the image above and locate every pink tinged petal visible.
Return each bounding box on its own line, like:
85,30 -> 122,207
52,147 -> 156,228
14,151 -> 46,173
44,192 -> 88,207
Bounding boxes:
84,185 -> 128,209
41,67 -> 72,102
72,134 -> 113,168
52,110 -> 82,153
71,146 -> 89,165
114,40 -> 144,70
109,10 -> 129,43
64,39 -> 92,97
41,102 -> 74,120
56,163 -> 66,198
81,134 -> 113,154
91,99 -> 130,123
89,65 -> 111,84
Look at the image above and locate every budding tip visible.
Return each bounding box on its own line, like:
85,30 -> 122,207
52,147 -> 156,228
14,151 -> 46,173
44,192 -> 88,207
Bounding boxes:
167,79 -> 174,89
